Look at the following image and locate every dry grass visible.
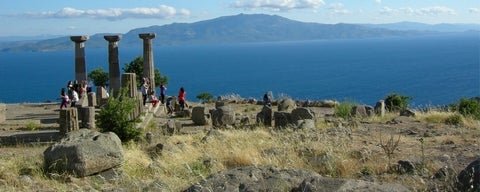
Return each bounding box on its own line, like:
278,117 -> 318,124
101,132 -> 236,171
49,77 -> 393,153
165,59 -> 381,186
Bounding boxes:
1,105 -> 479,191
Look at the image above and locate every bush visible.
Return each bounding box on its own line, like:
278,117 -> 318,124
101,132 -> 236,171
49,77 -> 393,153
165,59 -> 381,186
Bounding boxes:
96,87 -> 142,142
444,114 -> 463,125
334,101 -> 355,119
457,98 -> 480,120
196,92 -> 214,103
384,93 -> 412,112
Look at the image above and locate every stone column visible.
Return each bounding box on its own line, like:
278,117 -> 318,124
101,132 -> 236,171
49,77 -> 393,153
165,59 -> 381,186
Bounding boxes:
79,107 -> 96,129
121,73 -> 137,98
87,92 -> 97,107
139,33 -> 156,92
104,35 -> 122,96
375,100 -> 386,117
59,108 -> 79,135
70,36 -> 89,82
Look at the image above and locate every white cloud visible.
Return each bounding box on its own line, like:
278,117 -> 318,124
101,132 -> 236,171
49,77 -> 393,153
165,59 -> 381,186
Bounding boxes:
231,0 -> 325,11
379,6 -> 456,16
328,3 -> 350,15
11,5 -> 190,21
375,0 -> 381,4
469,8 -> 480,14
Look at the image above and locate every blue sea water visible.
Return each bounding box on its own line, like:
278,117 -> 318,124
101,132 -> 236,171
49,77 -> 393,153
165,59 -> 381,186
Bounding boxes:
0,33 -> 479,107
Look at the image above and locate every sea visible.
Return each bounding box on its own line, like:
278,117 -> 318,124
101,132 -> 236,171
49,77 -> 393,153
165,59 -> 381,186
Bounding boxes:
0,33 -> 479,107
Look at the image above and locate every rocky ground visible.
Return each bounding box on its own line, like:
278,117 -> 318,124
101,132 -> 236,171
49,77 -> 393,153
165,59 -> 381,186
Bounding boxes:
0,101 -> 479,191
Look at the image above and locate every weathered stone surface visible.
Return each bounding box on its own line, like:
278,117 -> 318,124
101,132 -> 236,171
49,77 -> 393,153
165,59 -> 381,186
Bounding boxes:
183,166 -> 410,192
274,111 -> 294,128
184,166 -> 319,192
164,119 -> 179,135
211,106 -> 236,127
291,107 -> 315,122
296,119 -> 316,129
278,98 -> 297,112
87,92 -> 97,107
256,106 -> 273,127
78,107 -> 95,129
96,86 -> 109,106
192,106 -> 211,125
43,129 -> 124,177
351,105 -> 374,118
58,108 -> 79,134
400,109 -> 416,117
457,158 -> 480,191
296,176 -> 410,192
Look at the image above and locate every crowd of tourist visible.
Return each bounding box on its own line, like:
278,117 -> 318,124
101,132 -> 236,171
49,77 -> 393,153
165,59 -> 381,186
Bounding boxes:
60,79 -> 93,109
59,77 -> 190,118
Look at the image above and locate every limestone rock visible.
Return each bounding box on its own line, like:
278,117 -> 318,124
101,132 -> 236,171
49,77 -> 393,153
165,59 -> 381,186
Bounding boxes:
256,106 -> 273,127
457,158 -> 480,191
291,107 -> 315,122
211,106 -> 235,127
183,166 -> 410,192
191,106 -> 211,125
278,98 -> 297,112
296,176 -> 410,192
274,111 -> 294,128
43,129 -> 124,177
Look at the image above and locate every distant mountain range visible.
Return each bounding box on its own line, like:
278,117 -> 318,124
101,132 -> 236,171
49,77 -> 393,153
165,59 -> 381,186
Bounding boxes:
1,14 -> 479,52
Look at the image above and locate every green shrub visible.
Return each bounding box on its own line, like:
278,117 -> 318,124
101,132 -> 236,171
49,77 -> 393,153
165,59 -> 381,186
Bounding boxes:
25,121 -> 39,131
384,93 -> 412,112
444,114 -> 463,125
334,101 -> 355,119
96,87 -> 142,142
457,98 -> 480,120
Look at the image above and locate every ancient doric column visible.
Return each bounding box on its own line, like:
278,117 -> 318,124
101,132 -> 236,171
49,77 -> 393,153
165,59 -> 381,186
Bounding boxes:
104,35 -> 122,96
70,36 -> 89,82
121,73 -> 137,98
139,33 -> 156,92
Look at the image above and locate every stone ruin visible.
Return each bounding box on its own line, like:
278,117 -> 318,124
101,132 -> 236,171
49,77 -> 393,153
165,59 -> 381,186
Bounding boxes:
60,33 -> 159,135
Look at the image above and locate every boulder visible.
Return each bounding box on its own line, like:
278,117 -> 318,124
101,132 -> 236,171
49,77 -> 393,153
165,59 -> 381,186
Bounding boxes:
191,106 -> 211,125
296,119 -> 316,129
296,176 -> 410,192
400,109 -> 416,117
278,98 -> 297,112
274,111 -> 294,128
457,158 -> 480,191
256,106 -> 273,127
291,107 -> 315,122
211,106 -> 236,127
184,166 -> 319,192
183,166 -> 410,192
351,105 -> 374,118
43,129 -> 124,177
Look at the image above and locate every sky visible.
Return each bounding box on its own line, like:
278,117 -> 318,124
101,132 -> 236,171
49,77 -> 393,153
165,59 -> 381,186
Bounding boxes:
0,0 -> 478,36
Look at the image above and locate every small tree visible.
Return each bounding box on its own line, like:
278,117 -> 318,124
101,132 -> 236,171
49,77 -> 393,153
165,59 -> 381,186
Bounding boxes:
457,97 -> 480,120
197,92 -> 214,103
96,86 -> 142,142
87,67 -> 109,86
384,93 -> 412,112
123,56 -> 168,87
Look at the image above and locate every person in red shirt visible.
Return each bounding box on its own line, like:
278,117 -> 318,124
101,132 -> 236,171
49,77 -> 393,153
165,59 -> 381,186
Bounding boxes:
178,87 -> 186,111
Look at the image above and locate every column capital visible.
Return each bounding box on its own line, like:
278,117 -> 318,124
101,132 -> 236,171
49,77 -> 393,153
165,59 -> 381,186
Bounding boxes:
139,33 -> 156,40
70,36 -> 89,42
104,35 -> 122,42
